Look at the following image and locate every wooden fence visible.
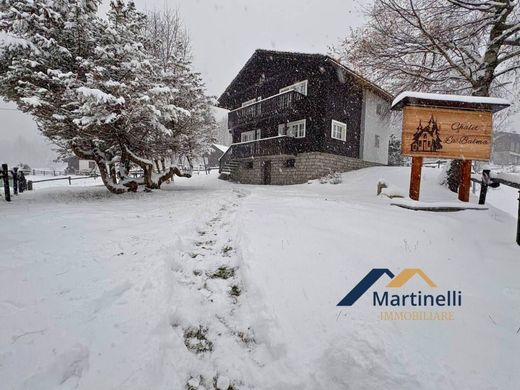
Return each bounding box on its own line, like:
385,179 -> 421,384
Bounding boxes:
26,174 -> 100,190
1,163 -> 100,201
471,169 -> 520,246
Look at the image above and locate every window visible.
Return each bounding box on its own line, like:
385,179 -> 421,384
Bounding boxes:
240,129 -> 261,142
241,130 -> 255,142
331,120 -> 347,141
244,161 -> 254,169
88,161 -> 96,169
376,104 -> 383,115
375,135 -> 380,148
285,159 -> 296,168
279,119 -> 306,138
279,80 -> 308,96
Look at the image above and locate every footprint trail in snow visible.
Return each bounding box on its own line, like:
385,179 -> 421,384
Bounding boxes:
169,189 -> 267,389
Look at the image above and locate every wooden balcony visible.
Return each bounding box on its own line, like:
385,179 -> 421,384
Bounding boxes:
219,135 -> 297,173
228,90 -> 306,129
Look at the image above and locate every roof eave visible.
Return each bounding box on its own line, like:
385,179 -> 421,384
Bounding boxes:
325,57 -> 394,102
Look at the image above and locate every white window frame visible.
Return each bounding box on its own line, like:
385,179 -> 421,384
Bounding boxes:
279,80 -> 308,96
280,119 -> 306,138
331,120 -> 347,141
240,129 -> 261,142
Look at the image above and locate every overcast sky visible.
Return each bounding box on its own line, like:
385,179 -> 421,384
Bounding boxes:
0,0 -> 365,165
148,0 -> 365,97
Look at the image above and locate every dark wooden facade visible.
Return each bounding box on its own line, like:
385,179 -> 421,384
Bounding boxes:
218,50 -> 392,171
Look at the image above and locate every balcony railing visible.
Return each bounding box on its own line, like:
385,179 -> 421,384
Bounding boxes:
228,90 -> 306,129
219,135 -> 297,173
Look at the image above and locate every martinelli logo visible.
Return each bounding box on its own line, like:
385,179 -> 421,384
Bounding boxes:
337,268 -> 462,320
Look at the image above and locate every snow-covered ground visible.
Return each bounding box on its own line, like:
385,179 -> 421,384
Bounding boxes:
1,167 -> 519,389
481,182 -> 519,217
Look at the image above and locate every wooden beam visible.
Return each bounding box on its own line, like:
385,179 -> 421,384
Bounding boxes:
409,156 -> 423,200
458,160 -> 472,202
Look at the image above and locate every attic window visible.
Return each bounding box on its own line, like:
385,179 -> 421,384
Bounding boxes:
376,104 -> 383,115
279,80 -> 308,96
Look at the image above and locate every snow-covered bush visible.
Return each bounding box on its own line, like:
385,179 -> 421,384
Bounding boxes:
0,0 -> 215,194
319,171 -> 343,184
438,163 -> 449,186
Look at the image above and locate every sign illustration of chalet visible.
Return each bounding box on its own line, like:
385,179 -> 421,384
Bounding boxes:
410,115 -> 443,153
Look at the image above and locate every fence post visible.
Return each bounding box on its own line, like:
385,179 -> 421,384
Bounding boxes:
12,167 -> 18,195
517,190 -> 520,246
2,164 -> 10,202
478,169 -> 490,205
68,176 -> 71,185
27,180 -> 33,191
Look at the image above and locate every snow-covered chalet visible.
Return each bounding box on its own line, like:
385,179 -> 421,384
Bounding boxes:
217,49 -> 393,184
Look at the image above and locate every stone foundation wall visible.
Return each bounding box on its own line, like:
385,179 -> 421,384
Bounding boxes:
229,152 -> 380,185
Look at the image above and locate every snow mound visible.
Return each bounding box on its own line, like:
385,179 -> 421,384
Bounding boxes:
391,198 -> 488,211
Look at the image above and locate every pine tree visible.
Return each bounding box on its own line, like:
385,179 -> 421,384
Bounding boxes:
0,0 -> 215,193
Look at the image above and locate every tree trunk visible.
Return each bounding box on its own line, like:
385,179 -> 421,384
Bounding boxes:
109,163 -> 117,183
71,142 -> 136,194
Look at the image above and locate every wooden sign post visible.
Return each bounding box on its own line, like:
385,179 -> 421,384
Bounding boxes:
391,92 -> 510,202
409,156 -> 423,200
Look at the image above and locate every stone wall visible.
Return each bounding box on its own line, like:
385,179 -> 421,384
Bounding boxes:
229,152 -> 380,185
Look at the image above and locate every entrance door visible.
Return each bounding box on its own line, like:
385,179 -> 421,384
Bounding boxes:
262,160 -> 271,185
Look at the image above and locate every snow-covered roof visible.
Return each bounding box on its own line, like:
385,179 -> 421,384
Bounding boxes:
213,144 -> 229,153
218,49 -> 393,109
391,91 -> 510,112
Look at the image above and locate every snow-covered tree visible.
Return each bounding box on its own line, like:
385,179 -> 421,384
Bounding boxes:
336,0 -> 520,97
0,0 -> 214,193
143,6 -> 217,169
146,7 -> 191,67
335,0 -> 519,190
388,134 -> 404,166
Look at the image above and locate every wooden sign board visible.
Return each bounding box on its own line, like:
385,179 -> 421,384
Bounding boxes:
401,106 -> 492,161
